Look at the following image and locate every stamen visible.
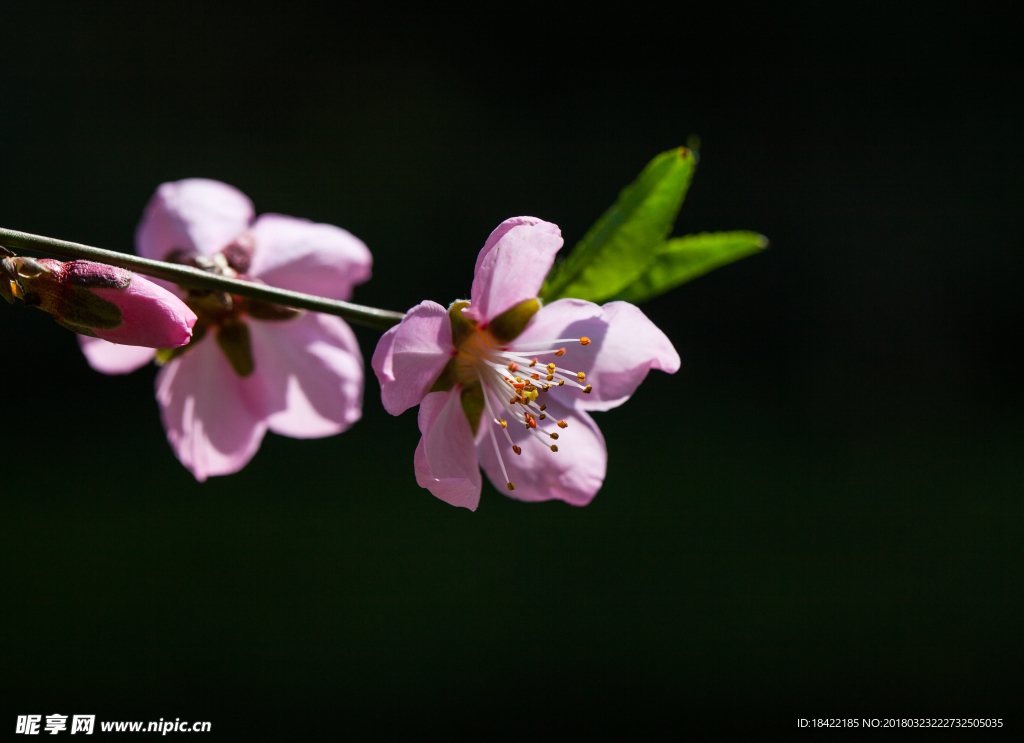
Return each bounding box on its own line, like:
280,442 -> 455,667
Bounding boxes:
479,373 -> 515,491
457,320 -> 600,473
583,385 -> 592,393
508,338 -> 593,348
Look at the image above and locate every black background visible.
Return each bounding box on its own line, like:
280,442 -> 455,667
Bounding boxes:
2,1 -> 1022,737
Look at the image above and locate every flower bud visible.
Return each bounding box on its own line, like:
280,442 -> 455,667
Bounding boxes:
2,257 -> 197,348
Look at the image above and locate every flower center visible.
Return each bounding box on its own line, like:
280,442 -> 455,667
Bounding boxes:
158,235 -> 300,376
445,300 -> 593,493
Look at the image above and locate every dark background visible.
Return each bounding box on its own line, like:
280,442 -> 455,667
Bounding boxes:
2,1 -> 1021,737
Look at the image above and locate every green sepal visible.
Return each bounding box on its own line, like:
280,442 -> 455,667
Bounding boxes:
430,358 -> 459,393
448,300 -> 476,348
54,318 -> 98,337
461,384 -> 484,436
61,286 -> 124,329
246,299 -> 302,321
487,298 -> 540,343
156,347 -> 182,365
63,262 -> 131,290
614,231 -> 769,304
540,147 -> 697,304
24,284 -> 124,330
215,320 -> 255,378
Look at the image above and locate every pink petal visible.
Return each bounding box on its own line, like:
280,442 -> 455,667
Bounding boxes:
414,390 -> 482,510
90,274 -> 197,348
464,217 -> 563,324
512,298 -> 679,412
371,300 -> 454,416
476,394 -> 606,506
155,337 -> 267,481
136,179 -> 254,262
576,301 -> 680,412
249,214 -> 372,300
78,336 -> 156,375
241,312 -> 363,438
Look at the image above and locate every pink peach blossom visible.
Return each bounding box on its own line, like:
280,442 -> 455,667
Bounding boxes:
80,178 -> 371,481
372,217 -> 679,510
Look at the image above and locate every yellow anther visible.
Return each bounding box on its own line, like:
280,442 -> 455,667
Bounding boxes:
558,380 -> 565,386
510,396 -> 518,405
519,396 -> 529,405
546,374 -> 554,381
499,419 -> 507,429
512,445 -> 522,455
550,445 -> 558,452
557,420 -> 568,429
583,385 -> 592,393
549,432 -> 559,440
507,482 -> 516,491
555,348 -> 566,356
547,363 -> 556,372
576,372 -> 586,381
539,404 -> 547,411
580,337 -> 591,345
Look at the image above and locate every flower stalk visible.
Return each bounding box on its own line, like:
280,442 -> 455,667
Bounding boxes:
0,227 -> 405,331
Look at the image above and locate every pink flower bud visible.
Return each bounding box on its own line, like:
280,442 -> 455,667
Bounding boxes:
3,257 -> 196,348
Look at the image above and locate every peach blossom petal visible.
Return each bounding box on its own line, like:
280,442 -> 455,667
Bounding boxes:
415,390 -> 482,510
513,298 -> 679,412
78,336 -> 156,375
249,214 -> 372,301
464,217 -> 562,324
371,300 -> 454,416
155,337 -> 266,481
243,312 -> 363,438
136,179 -> 253,262
476,395 -> 606,506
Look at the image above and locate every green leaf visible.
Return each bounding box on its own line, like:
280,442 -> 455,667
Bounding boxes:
614,231 -> 768,304
540,147 -> 696,304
